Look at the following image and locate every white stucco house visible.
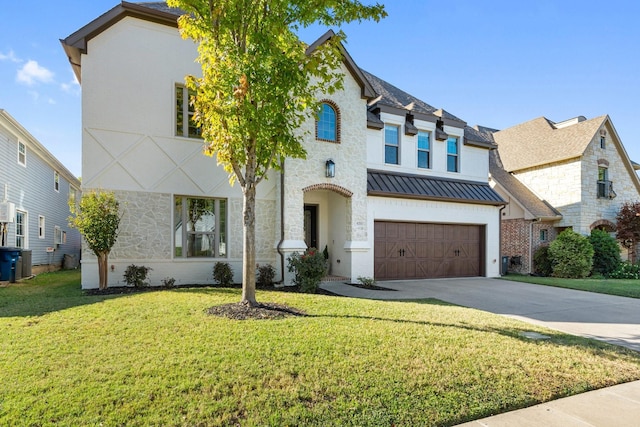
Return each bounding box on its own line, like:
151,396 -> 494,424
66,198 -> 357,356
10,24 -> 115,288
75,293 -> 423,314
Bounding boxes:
61,1 -> 505,289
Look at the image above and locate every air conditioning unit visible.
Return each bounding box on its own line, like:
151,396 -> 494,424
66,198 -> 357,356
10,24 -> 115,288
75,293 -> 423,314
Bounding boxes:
0,202 -> 15,222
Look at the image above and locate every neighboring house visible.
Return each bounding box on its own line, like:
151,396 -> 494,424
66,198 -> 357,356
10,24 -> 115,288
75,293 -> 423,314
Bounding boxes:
0,110 -> 81,276
489,115 -> 640,273
61,1 -> 505,289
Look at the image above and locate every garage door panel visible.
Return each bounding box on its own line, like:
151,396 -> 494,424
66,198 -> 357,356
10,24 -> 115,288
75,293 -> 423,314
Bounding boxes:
374,221 -> 483,280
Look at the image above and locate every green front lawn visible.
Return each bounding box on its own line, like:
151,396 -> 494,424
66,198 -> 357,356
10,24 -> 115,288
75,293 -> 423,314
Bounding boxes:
503,274 -> 640,298
2,271 -> 640,426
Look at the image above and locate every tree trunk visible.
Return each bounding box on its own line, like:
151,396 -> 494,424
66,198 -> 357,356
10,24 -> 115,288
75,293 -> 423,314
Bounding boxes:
97,252 -> 109,290
241,182 -> 258,306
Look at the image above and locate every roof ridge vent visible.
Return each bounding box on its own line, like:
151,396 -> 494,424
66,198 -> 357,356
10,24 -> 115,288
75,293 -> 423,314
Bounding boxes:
554,115 -> 587,129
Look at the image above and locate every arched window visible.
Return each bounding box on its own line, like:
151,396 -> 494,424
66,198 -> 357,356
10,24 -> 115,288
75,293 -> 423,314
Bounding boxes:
316,101 -> 340,143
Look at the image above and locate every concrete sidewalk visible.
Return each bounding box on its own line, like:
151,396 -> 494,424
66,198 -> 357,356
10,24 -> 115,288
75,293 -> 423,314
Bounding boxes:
319,278 -> 640,426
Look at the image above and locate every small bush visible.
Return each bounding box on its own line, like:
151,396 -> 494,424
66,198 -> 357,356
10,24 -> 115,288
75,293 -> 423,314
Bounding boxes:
589,229 -> 621,277
287,248 -> 326,293
549,229 -> 594,278
256,264 -> 276,288
123,264 -> 152,288
533,245 -> 553,277
357,276 -> 375,287
609,262 -> 640,279
162,277 -> 176,288
213,262 -> 234,286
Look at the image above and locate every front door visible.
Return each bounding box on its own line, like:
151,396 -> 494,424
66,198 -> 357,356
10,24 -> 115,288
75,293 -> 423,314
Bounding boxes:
304,205 -> 318,249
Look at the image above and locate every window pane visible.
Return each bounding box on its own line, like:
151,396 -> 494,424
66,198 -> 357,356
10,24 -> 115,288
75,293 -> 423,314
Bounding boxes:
417,132 -> 430,150
317,103 -> 337,141
447,137 -> 458,154
187,233 -> 214,257
187,88 -> 200,138
219,200 -> 226,257
187,199 -> 215,232
385,146 -> 398,164
174,197 -> 183,257
385,125 -> 399,146
418,151 -> 429,169
447,155 -> 458,172
176,86 -> 184,136
598,167 -> 607,181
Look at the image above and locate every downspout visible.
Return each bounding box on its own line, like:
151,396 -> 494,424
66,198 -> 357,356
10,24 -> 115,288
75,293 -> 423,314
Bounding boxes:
529,218 -> 541,274
276,158 -> 285,284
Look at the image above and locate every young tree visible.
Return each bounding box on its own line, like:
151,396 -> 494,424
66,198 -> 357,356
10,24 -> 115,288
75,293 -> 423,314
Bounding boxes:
167,0 -> 386,306
616,201 -> 640,263
69,190 -> 121,290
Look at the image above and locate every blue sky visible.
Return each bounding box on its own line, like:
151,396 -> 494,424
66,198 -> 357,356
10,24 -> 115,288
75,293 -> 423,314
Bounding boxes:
2,0 -> 640,178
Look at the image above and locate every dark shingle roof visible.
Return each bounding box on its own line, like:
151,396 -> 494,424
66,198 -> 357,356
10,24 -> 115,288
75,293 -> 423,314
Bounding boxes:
134,1 -> 182,15
489,150 -> 561,219
368,169 -> 505,206
361,69 -> 465,124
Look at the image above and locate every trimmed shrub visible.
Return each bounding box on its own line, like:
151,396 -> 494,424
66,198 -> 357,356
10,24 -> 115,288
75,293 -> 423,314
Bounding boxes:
357,276 -> 376,288
213,262 -> 234,286
162,277 -> 176,288
256,264 -> 276,288
123,264 -> 152,288
287,248 -> 326,293
609,262 -> 640,279
533,245 -> 553,277
548,229 -> 594,278
589,229 -> 621,277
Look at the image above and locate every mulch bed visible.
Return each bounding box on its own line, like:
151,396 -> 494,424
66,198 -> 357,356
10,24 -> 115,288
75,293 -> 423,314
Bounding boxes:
344,282 -> 396,291
206,302 -> 307,320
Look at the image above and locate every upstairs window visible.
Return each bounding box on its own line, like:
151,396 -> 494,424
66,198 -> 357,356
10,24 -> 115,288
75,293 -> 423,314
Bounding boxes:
597,167 -> 615,198
176,85 -> 201,138
447,136 -> 459,172
316,102 -> 339,142
18,141 -> 26,166
600,136 -> 606,149
417,131 -> 431,169
384,125 -> 400,165
54,171 -> 60,192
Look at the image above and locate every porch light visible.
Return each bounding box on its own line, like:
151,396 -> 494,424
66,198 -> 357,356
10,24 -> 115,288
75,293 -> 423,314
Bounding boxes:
326,159 -> 335,178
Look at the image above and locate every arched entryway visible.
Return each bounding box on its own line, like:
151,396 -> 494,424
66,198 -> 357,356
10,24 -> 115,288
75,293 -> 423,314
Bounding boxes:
302,183 -> 353,278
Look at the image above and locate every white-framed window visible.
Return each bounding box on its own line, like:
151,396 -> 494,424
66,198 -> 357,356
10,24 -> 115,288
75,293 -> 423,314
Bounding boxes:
174,196 -> 227,258
38,215 -> 45,239
447,136 -> 459,173
384,124 -> 400,165
18,141 -> 26,166
54,226 -> 66,245
540,229 -> 548,242
175,85 -> 201,138
54,171 -> 60,192
16,210 -> 27,248
417,131 -> 430,169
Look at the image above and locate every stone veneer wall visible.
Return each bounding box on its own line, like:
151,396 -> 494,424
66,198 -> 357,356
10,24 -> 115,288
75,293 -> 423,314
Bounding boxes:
514,159 -> 582,231
283,63 -> 368,244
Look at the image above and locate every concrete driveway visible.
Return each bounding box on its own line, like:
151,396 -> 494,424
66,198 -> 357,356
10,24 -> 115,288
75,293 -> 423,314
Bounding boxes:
320,278 -> 640,352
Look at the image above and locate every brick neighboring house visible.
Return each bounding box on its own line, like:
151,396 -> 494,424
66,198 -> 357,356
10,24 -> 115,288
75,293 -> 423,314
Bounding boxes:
489,115 -> 640,273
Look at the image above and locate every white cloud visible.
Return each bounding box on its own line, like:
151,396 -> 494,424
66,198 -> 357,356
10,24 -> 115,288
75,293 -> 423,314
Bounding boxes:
0,49 -> 21,63
16,60 -> 54,86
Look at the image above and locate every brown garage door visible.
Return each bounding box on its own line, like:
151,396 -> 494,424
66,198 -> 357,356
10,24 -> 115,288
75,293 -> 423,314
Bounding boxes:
374,221 -> 484,280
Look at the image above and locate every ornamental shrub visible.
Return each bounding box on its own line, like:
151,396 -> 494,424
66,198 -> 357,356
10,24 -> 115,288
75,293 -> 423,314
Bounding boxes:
123,264 -> 152,288
213,262 -> 234,286
589,229 -> 621,277
609,261 -> 640,279
548,229 -> 594,278
533,245 -> 553,277
287,248 -> 326,293
256,264 -> 276,288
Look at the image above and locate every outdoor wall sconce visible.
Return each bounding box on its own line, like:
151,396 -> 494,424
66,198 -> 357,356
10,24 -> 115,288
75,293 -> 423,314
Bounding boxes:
326,159 -> 335,178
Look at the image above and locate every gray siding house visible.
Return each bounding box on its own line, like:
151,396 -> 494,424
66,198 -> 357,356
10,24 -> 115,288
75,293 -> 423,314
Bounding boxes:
0,110 -> 81,274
